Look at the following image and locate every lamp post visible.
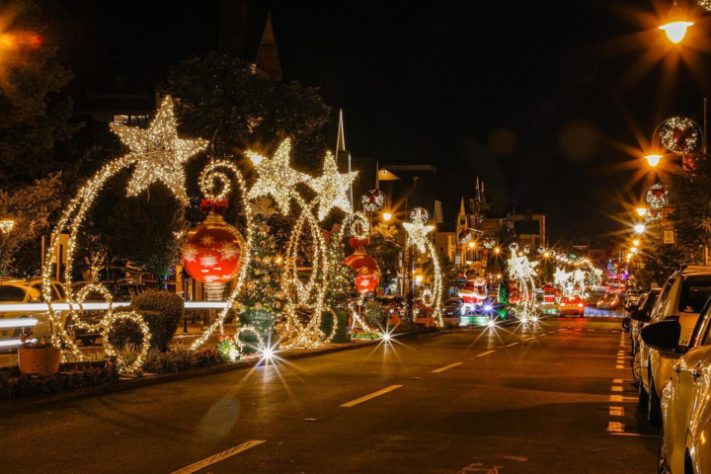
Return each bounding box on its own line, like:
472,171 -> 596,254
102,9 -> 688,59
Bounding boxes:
659,1 -> 694,44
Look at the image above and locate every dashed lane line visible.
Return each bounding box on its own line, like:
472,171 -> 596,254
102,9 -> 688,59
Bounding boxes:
505,342 -> 519,348
609,395 -> 638,402
610,432 -> 659,438
340,385 -> 403,408
431,362 -> 463,373
171,440 -> 266,474
476,349 -> 498,358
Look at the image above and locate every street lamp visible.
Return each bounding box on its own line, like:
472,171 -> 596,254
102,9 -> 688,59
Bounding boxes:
645,153 -> 662,167
468,241 -> 476,249
382,211 -> 392,222
635,206 -> 649,218
633,223 -> 646,235
632,238 -> 641,247
0,219 -> 14,234
659,2 -> 693,44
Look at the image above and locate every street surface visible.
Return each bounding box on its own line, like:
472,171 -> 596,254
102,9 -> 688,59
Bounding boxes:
0,317 -> 658,473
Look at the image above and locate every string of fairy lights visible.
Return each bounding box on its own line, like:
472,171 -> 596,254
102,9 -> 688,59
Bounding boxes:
41,96 -> 446,372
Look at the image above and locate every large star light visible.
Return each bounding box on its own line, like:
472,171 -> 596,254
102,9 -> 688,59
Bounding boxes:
308,151 -> 358,221
110,96 -> 208,204
247,138 -> 309,215
404,208 -> 435,253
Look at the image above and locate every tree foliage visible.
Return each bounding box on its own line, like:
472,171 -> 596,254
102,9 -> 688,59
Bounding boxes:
0,173 -> 63,276
159,52 -> 330,173
0,0 -> 77,187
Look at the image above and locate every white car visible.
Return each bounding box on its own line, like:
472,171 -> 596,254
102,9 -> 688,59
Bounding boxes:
650,303 -> 711,473
0,278 -> 66,351
638,266 -> 711,426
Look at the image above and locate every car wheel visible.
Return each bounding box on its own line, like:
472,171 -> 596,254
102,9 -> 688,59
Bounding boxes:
648,374 -> 662,426
657,431 -> 671,474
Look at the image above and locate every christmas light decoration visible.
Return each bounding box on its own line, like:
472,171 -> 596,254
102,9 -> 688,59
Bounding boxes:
403,207 -> 435,254
110,96 -> 209,204
403,208 -> 443,327
361,189 -> 385,213
659,116 -> 701,154
308,151 -> 358,221
507,243 -> 538,318
699,0 -> 711,12
247,138 -> 309,215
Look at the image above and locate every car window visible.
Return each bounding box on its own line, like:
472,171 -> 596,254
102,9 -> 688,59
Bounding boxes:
678,275 -> 711,313
0,285 -> 26,301
643,291 -> 659,311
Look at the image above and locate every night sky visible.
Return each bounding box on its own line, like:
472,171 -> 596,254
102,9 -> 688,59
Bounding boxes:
55,0 -> 711,244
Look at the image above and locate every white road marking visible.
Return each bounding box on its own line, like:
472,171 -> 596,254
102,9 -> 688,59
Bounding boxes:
616,365 -> 625,370
610,432 -> 659,438
432,362 -> 463,373
609,395 -> 638,402
505,342 -> 519,348
476,349 -> 497,357
611,386 -> 623,392
340,385 -> 403,408
609,406 -> 624,417
607,421 -> 625,433
171,439 -> 266,474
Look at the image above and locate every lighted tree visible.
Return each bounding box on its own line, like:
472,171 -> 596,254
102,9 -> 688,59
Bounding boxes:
238,213 -> 287,340
324,236 -> 358,340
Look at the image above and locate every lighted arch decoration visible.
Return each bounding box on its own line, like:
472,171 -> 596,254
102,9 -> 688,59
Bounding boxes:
245,140 -> 358,348
42,96 -> 210,371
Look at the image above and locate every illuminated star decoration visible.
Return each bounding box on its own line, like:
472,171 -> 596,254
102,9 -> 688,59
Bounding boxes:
308,151 -> 358,221
403,208 -> 435,253
110,96 -> 209,204
247,138 -> 309,215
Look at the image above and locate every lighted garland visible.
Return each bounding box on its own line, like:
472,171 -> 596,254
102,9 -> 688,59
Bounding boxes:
42,96 -> 209,371
233,325 -> 266,353
507,243 -> 538,318
189,160 -> 253,351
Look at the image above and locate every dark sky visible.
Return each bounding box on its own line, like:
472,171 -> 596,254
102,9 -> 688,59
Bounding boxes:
53,0 -> 711,244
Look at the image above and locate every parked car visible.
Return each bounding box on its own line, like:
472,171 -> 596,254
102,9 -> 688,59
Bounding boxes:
0,278 -> 65,351
557,295 -> 585,316
638,266 -> 711,425
648,303 -> 711,473
630,288 -> 661,356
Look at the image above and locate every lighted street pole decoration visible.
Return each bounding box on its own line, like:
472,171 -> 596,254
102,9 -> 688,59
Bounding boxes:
0,219 -> 14,234
403,207 -> 444,327
659,0 -> 694,44
506,243 -> 538,322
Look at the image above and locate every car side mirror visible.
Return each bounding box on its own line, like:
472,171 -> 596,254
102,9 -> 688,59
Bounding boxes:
630,309 -> 649,322
641,319 -> 681,351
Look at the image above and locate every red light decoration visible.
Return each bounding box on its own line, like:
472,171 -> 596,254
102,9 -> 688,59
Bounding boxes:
344,251 -> 380,294
183,211 -> 244,300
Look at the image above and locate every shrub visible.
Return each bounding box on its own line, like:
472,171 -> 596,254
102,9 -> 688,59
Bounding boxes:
142,347 -> 226,373
132,290 -> 184,352
0,361 -> 118,400
364,300 -> 387,328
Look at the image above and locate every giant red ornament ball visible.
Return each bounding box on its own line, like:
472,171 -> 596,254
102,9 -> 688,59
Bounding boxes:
183,212 -> 244,298
344,251 -> 380,294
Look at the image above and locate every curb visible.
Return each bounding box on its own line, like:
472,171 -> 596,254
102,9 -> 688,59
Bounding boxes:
0,328 -> 450,414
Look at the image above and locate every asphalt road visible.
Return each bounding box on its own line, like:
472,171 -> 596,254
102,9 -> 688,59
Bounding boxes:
0,317 -> 658,473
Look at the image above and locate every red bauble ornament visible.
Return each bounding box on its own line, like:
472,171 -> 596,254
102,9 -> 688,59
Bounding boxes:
183,211 -> 244,301
344,251 -> 380,294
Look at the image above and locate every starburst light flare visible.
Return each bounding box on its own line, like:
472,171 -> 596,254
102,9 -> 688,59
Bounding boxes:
247,138 -> 309,215
308,151 -> 358,221
110,95 -> 209,204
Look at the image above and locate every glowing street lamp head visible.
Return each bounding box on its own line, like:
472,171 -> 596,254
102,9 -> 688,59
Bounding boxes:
659,5 -> 693,44
636,206 -> 648,218
632,239 -> 640,247
645,154 -> 662,168
468,241 -> 476,249
633,223 -> 646,235
382,211 -> 393,222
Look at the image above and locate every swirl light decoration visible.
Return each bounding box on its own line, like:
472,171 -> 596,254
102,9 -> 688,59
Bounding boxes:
41,96 -> 209,372
246,140 -> 358,348
189,160 -> 253,351
403,207 -> 443,327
